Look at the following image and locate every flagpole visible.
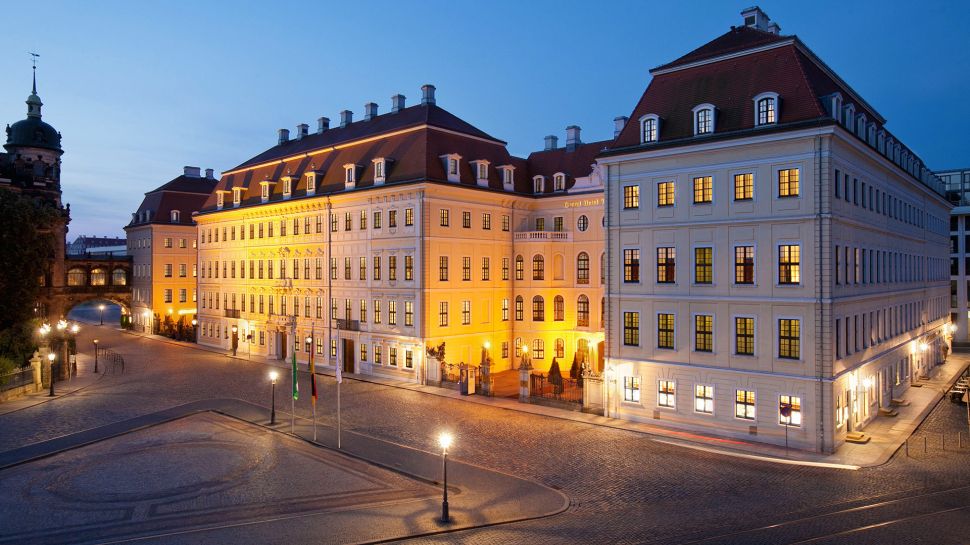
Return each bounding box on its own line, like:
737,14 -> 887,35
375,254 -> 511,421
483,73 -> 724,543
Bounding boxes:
311,322 -> 317,442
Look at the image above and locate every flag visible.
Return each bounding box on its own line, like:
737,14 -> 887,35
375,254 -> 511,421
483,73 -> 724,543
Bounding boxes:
311,371 -> 318,407
291,351 -> 299,400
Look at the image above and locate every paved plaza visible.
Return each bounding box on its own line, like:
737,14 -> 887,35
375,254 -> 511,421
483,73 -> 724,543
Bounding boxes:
2,321 -> 970,543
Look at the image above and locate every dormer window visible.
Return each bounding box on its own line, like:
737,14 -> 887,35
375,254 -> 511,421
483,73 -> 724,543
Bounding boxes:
753,92 -> 778,126
216,192 -> 225,209
260,180 -> 271,203
640,114 -> 659,143
470,159 -> 490,187
439,154 -> 463,183
305,172 -> 317,195
533,175 -> 545,193
499,165 -> 515,189
344,164 -> 356,184
170,210 -> 181,223
232,187 -> 242,207
553,173 -> 565,192
282,176 -> 293,198
692,104 -> 715,135
374,158 -> 385,181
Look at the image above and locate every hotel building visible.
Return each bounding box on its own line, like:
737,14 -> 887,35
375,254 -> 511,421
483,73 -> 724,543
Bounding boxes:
195,87 -> 606,382
599,8 -> 951,452
126,167 -> 217,333
938,166 -> 970,348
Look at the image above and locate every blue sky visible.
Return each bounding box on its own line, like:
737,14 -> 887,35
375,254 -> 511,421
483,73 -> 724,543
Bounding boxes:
2,0 -> 968,237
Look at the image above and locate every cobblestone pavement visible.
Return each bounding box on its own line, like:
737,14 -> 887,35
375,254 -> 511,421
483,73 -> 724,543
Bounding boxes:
3,325 -> 970,544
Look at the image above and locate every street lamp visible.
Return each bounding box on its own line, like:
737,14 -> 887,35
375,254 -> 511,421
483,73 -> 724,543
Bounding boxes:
191,319 -> 198,343
98,304 -> 105,326
438,432 -> 453,523
47,353 -> 56,397
93,339 -> 99,373
231,325 -> 239,357
269,370 -> 279,425
143,310 -> 151,334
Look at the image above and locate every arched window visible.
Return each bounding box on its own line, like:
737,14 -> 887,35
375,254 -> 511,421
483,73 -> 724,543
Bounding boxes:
67,268 -> 86,286
577,252 -> 590,284
692,104 -> 715,135
577,295 -> 590,327
112,268 -> 127,286
555,338 -> 565,358
533,176 -> 545,193
577,338 -> 590,362
170,210 -> 181,223
90,268 -> 106,286
514,337 -> 523,357
533,255 -> 544,280
532,295 -> 545,321
515,296 -> 524,321
515,255 -> 524,281
640,114 -> 659,143
554,295 -> 565,321
532,339 -> 545,360
554,173 -> 565,192
754,92 -> 779,126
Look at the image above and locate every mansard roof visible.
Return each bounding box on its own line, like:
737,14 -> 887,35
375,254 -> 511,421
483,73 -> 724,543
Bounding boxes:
526,141 -> 610,194
127,174 -> 216,228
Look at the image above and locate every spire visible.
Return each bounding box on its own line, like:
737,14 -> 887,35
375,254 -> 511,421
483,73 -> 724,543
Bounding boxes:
27,52 -> 42,118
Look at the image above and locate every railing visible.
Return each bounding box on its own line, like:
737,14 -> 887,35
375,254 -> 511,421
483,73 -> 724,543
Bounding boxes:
224,309 -> 241,318
514,231 -> 572,242
0,368 -> 34,392
530,373 -> 583,404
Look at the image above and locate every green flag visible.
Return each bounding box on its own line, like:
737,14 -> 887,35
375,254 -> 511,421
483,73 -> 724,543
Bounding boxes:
291,351 -> 299,400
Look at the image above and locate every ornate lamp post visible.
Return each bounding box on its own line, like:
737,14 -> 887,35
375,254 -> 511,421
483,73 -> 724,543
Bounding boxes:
191,319 -> 198,343
438,432 -> 453,523
98,304 -> 105,326
93,339 -> 99,373
47,353 -> 56,397
231,325 -> 239,357
269,370 -> 279,425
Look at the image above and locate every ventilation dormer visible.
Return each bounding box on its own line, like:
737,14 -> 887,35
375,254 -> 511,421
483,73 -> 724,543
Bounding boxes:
440,153 -> 462,183
470,159 -> 490,187
741,6 -> 778,33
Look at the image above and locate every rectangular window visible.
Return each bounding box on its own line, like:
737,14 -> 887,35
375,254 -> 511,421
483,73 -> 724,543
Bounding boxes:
439,256 -> 448,281
778,168 -> 800,197
360,257 -> 367,281
695,385 -> 714,414
388,255 -> 397,281
778,245 -> 801,284
405,301 -> 413,326
405,208 -> 414,226
388,301 -> 397,325
481,257 -> 490,281
462,257 -> 471,281
734,173 -> 753,200
360,343 -> 368,362
502,215 -> 510,231
735,246 -> 754,284
502,257 -> 510,281
359,299 -> 366,322
164,264 -> 172,278
623,311 -> 639,346
373,300 -> 381,324
779,318 -> 801,359
482,212 -> 491,230
693,176 -> 712,204
624,249 -> 640,283
735,317 -> 755,355
461,300 -> 471,325
359,210 -> 367,230
658,380 -> 675,408
623,376 -> 641,403
439,301 -> 448,326
735,390 -> 756,420
462,211 -> 471,229
405,255 -> 413,281
374,345 -> 382,365
388,210 -> 397,227
501,298 -> 509,321
623,185 -> 640,209
694,247 -> 712,284
694,315 -> 713,352
657,313 -> 674,349
344,257 -> 352,280
657,181 -> 675,207
779,395 -> 802,427
373,211 -> 382,229
657,247 -> 676,283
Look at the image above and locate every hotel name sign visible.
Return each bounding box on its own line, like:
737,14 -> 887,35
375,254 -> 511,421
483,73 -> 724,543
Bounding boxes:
563,198 -> 604,209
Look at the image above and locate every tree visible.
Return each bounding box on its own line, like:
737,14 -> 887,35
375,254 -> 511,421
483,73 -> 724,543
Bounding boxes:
569,353 -> 580,379
548,357 -> 564,394
0,190 -> 59,366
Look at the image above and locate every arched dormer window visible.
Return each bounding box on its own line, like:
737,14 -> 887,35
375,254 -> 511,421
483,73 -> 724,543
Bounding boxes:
533,175 -> 545,193
170,210 -> 181,223
305,171 -> 318,195
498,165 -> 515,189
692,104 -> 715,135
232,187 -> 242,207
281,176 -> 294,198
639,114 -> 659,143
753,92 -> 779,126
553,173 -> 565,192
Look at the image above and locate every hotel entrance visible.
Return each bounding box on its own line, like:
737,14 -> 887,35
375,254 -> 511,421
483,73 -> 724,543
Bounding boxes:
342,339 -> 355,374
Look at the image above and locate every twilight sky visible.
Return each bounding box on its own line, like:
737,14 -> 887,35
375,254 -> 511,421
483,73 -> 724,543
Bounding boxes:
1,0 -> 967,238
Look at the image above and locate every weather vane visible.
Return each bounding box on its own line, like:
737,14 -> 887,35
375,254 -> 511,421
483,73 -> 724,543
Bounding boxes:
29,52 -> 39,69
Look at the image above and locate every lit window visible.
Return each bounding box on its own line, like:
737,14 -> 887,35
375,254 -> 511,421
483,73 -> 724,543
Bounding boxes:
778,168 -> 800,197
695,385 -> 714,414
779,318 -> 801,359
735,390 -> 756,420
623,311 -> 639,346
658,380 -> 675,408
515,296 -> 524,321
532,296 -> 544,321
641,114 -> 659,143
577,252 -> 590,284
623,249 -> 639,283
553,296 -> 564,321
734,173 -> 753,200
694,247 -> 712,284
623,376 -> 641,402
778,245 -> 801,284
532,339 -> 545,360
554,173 -> 565,192
623,185 -> 640,209
735,246 -> 754,284
735,317 -> 755,355
693,176 -> 712,203
657,247 -> 676,283
754,93 -> 779,126
657,313 -> 674,349
779,395 -> 802,427
693,104 -> 715,135
532,255 -> 544,280
694,315 -> 712,352
657,181 -> 675,207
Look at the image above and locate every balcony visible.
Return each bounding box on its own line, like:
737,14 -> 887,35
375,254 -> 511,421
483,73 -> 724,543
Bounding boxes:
514,231 -> 572,242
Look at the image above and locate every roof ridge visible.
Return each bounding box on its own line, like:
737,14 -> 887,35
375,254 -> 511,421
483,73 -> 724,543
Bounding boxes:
788,41 -> 828,119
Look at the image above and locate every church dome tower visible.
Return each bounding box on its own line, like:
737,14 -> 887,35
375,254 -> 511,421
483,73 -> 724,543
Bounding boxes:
5,67 -> 63,154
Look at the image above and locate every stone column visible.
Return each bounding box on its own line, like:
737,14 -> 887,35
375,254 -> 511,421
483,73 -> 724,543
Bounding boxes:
518,354 -> 532,402
30,351 -> 42,391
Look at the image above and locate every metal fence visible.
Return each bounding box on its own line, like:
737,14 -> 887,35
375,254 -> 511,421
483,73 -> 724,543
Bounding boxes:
0,368 -> 34,392
530,373 -> 583,404
100,348 -> 125,374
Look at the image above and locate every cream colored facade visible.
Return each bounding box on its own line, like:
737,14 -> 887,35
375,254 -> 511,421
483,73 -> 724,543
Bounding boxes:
601,126 -> 951,453
195,178 -> 605,382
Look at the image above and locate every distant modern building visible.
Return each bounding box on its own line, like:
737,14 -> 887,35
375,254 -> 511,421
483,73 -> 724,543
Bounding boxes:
67,235 -> 127,256
599,7 -> 951,453
195,86 -> 607,382
937,166 -> 970,348
125,167 -> 217,334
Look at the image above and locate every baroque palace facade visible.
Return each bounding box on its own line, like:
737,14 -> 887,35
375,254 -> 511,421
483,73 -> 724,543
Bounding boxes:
600,7 -> 951,452
195,86 -> 606,381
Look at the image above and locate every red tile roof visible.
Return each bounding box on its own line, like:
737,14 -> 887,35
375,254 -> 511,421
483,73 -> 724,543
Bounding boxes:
526,141 -> 610,194
652,25 -> 789,72
127,175 -> 216,228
